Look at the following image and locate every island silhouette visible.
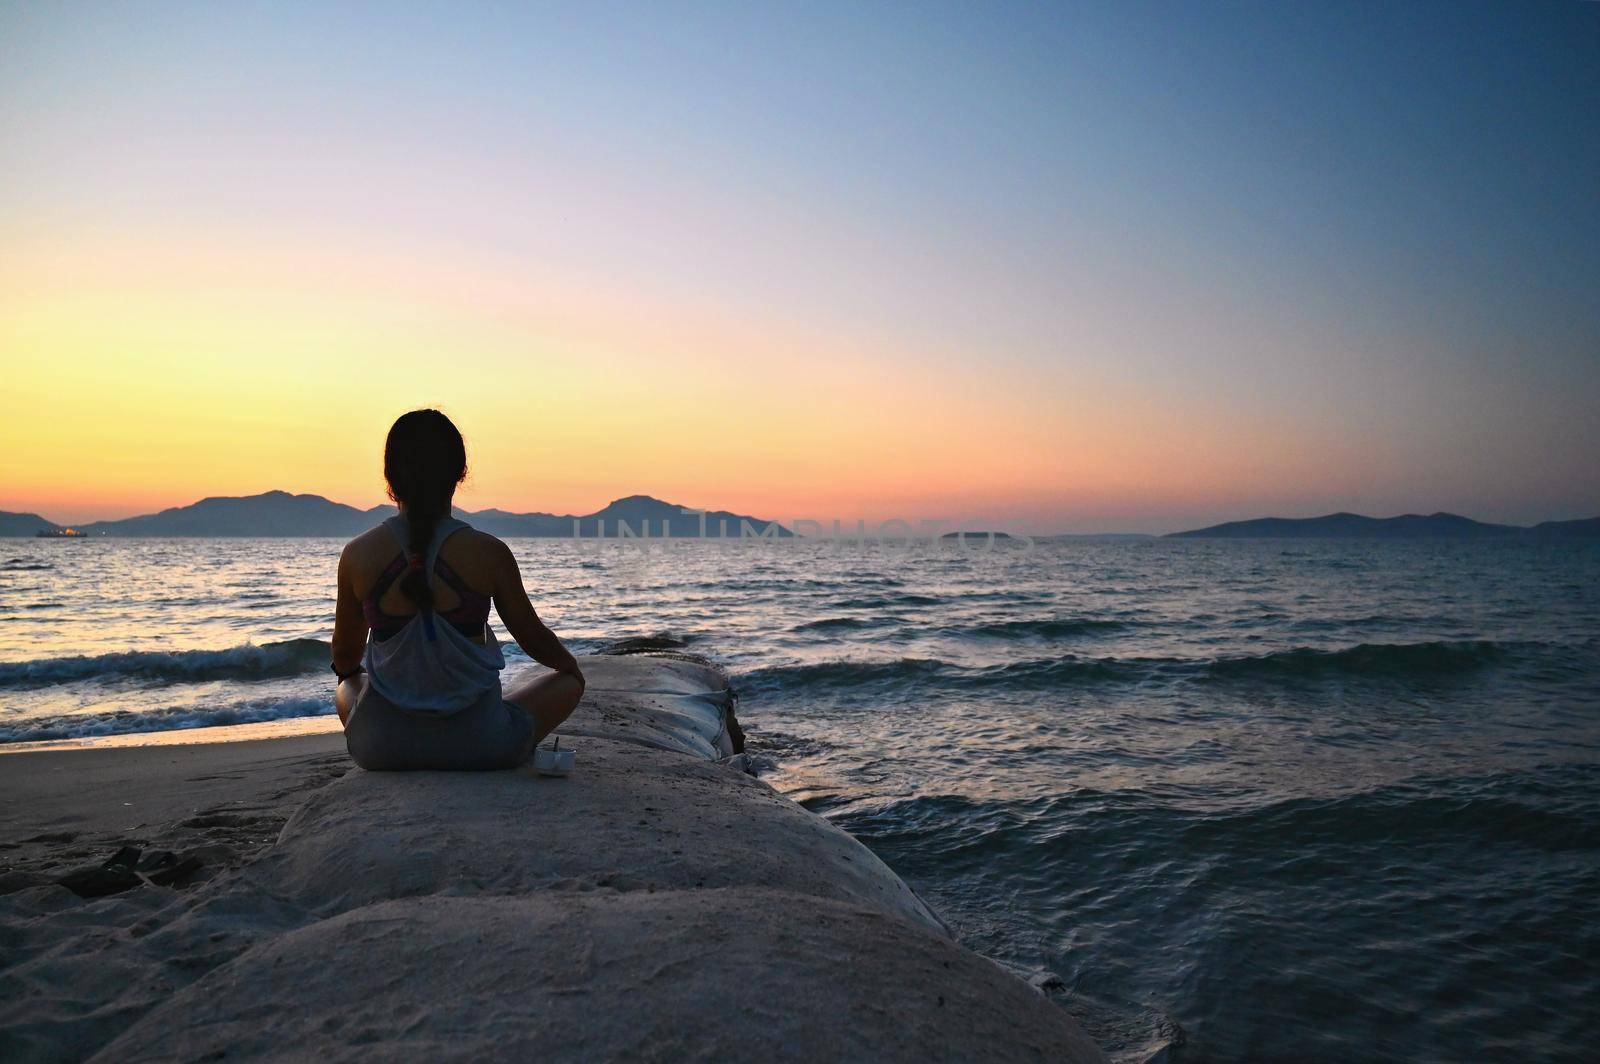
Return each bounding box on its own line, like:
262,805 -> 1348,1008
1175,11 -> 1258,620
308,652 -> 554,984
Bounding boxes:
1167,512 -> 1599,539
0,492 -> 791,538
1,495 -> 1596,538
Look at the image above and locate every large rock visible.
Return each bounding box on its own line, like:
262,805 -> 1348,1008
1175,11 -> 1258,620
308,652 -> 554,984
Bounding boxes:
96,891 -> 1103,1063
555,652 -> 740,759
253,734 -> 945,934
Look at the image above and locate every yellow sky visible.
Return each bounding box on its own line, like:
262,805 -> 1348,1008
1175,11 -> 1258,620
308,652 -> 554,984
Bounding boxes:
2,218 -> 1312,529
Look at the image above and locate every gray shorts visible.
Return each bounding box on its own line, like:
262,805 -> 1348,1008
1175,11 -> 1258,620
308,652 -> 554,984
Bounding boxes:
345,684 -> 535,772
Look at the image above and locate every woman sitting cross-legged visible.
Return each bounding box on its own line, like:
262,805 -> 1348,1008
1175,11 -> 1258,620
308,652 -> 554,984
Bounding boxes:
330,408 -> 585,771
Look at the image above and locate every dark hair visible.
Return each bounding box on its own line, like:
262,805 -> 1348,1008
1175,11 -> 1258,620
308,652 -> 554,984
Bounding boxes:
384,409 -> 467,614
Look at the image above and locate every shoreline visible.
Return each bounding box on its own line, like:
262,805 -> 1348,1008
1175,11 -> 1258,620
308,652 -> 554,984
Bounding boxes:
0,713 -> 344,755
0,653 -> 1104,1061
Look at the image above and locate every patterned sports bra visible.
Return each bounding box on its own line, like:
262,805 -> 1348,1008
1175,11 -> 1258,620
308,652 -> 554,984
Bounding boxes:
362,535 -> 492,642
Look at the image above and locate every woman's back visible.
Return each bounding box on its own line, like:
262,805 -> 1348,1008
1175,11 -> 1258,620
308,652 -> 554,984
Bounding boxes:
345,520 -> 500,630
356,516 -> 505,715
331,408 -> 586,771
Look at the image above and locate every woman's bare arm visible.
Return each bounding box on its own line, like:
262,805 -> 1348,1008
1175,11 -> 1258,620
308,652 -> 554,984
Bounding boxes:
331,542 -> 369,678
488,538 -> 584,687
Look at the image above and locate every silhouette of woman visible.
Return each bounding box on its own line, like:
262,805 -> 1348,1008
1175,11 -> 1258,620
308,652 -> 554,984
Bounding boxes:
331,409 -> 584,769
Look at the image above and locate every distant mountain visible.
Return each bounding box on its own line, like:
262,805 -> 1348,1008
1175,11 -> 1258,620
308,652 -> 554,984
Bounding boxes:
570,495 -> 793,537
0,511 -> 62,537
1168,511 -> 1598,539
444,495 -> 792,538
77,491 -> 377,537
1527,517 -> 1600,539
1034,533 -> 1155,542
9,491 -> 790,537
456,507 -> 566,538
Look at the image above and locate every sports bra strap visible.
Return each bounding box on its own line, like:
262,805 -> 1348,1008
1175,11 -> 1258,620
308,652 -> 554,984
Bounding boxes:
381,515 -> 408,552
381,514 -> 471,573
424,517 -> 468,579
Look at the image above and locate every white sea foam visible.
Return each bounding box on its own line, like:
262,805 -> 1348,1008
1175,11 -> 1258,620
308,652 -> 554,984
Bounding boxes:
0,638 -> 329,689
0,696 -> 333,743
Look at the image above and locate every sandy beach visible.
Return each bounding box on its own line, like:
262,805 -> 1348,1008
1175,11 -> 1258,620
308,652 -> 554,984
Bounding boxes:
0,653 -> 1103,1062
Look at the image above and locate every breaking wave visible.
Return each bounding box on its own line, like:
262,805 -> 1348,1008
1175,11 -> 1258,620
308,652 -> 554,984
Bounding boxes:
0,696 -> 334,743
0,638 -> 330,689
739,640 -> 1547,696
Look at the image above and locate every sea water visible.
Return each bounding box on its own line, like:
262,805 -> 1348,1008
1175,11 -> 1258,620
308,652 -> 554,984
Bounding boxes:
2,536 -> 1596,1061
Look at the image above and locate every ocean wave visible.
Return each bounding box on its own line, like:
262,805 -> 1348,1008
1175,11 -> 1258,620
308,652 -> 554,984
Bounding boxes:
742,655 -> 1154,694
1089,764 -> 1600,854
825,768 -> 1600,1061
958,618 -> 1128,640
830,767 -> 1600,881
0,696 -> 334,743
739,639 -> 1542,697
789,616 -> 890,633
975,656 -> 1160,686
829,594 -> 944,609
741,658 -> 952,692
1286,613 -> 1458,632
714,577 -> 891,591
1169,770 -> 1600,853
1,559 -> 54,572
1199,639 -> 1512,682
0,637 -> 331,689
597,633 -> 694,655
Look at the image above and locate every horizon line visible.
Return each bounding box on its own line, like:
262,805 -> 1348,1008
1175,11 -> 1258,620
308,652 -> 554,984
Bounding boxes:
5,487 -> 1597,540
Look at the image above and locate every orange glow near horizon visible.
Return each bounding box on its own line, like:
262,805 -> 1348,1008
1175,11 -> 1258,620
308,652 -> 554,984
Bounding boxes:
1,218 -> 1344,532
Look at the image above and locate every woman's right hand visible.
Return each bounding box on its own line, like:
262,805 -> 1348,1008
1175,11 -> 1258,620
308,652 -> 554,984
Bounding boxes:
489,536 -> 586,684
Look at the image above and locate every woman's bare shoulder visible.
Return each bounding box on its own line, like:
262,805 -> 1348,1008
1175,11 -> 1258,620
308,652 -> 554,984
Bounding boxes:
459,527 -> 514,564
440,527 -> 513,590
340,525 -> 399,572
344,523 -> 397,553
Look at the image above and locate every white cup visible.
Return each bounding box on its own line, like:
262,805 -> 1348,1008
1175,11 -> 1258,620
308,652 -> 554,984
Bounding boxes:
534,746 -> 575,777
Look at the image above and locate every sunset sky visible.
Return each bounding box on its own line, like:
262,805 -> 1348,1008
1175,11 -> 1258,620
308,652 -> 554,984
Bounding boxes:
2,2 -> 1596,533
